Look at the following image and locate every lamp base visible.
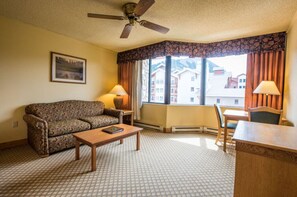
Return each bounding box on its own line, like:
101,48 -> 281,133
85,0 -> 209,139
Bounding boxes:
113,96 -> 123,109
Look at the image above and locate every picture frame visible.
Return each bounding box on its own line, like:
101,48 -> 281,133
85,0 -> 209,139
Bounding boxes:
50,52 -> 87,84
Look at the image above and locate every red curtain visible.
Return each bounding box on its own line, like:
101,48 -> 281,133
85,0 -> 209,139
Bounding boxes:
244,51 -> 285,110
118,61 -> 134,110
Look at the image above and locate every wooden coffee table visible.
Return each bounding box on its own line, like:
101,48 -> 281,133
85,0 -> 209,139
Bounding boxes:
73,124 -> 143,171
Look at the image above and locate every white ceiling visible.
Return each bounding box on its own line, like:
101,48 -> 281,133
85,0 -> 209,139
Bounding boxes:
1,0 -> 297,52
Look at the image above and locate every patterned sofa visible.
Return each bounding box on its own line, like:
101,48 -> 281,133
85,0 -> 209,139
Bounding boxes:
23,100 -> 123,157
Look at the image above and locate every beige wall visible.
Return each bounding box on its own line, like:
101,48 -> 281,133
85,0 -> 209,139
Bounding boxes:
283,12 -> 297,126
140,104 -> 238,130
166,105 -> 205,128
0,16 -> 118,143
140,104 -> 167,128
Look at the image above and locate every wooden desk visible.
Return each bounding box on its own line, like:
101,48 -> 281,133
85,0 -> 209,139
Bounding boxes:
223,110 -> 248,152
233,121 -> 297,197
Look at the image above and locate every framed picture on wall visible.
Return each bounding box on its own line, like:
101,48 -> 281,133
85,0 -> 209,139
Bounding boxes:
51,52 -> 87,84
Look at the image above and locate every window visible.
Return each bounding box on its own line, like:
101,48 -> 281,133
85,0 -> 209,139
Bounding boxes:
141,59 -> 150,102
142,54 -> 247,107
205,54 -> 247,107
142,57 -> 166,103
170,56 -> 202,104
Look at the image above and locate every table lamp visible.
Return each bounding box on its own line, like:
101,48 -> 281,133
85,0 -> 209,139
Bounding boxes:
253,81 -> 280,96
253,81 -> 280,107
109,85 -> 128,109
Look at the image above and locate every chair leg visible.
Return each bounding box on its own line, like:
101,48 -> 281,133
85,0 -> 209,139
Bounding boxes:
215,127 -> 222,144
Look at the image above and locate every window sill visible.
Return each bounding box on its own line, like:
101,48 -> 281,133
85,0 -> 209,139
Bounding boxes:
142,102 -> 244,109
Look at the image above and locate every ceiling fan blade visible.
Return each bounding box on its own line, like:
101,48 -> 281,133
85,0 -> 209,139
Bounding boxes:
120,24 -> 133,38
87,13 -> 125,20
139,20 -> 169,34
134,0 -> 155,16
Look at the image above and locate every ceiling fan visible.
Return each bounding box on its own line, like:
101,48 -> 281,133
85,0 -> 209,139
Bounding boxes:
87,0 -> 170,38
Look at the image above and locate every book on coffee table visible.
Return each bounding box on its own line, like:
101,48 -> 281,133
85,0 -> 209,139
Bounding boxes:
102,126 -> 124,134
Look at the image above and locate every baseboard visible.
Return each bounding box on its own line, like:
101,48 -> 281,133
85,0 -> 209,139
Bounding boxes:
0,139 -> 28,150
163,128 -> 172,133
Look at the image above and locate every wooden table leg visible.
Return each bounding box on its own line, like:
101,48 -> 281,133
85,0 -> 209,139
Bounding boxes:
75,139 -> 80,160
223,118 -> 228,152
136,131 -> 140,151
120,139 -> 123,144
91,146 -> 96,171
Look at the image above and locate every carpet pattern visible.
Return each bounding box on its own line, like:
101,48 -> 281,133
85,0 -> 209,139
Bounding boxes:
0,131 -> 235,196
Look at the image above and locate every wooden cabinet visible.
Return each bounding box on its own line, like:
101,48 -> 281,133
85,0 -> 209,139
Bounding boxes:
233,121 -> 297,197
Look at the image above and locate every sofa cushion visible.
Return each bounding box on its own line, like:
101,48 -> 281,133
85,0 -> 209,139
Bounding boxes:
25,100 -> 105,122
48,119 -> 91,137
80,115 -> 119,129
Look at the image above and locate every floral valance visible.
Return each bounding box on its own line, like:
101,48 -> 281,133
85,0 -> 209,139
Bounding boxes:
117,31 -> 286,63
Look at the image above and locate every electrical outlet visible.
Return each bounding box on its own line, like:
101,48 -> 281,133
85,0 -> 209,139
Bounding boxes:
12,121 -> 18,128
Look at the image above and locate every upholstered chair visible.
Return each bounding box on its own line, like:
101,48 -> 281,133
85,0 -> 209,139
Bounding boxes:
248,107 -> 282,125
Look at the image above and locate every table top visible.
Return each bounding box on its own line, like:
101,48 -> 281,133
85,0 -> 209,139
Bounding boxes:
122,110 -> 133,115
233,121 -> 297,153
223,109 -> 249,120
73,124 -> 142,146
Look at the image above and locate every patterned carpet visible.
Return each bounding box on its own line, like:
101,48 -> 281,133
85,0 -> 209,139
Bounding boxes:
0,130 -> 235,197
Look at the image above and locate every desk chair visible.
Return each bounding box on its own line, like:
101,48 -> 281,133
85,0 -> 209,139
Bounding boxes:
214,104 -> 237,145
248,107 -> 282,125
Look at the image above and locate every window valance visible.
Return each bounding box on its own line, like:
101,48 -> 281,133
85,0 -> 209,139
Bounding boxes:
117,32 -> 286,63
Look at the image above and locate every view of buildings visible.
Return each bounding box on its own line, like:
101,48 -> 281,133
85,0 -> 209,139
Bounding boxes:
142,55 -> 247,107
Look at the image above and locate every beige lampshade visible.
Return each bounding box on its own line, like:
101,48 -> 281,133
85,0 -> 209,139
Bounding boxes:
109,85 -> 127,96
253,81 -> 280,95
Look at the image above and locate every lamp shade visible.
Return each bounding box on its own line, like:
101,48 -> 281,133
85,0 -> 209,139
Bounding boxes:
109,85 -> 128,96
253,81 -> 280,95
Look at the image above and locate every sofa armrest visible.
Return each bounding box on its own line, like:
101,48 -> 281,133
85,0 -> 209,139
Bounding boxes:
23,114 -> 49,157
23,114 -> 48,130
103,108 -> 123,124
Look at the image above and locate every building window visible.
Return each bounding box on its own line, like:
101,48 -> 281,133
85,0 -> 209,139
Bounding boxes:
235,99 -> 239,105
205,54 -> 247,107
216,98 -> 220,104
170,56 -> 202,104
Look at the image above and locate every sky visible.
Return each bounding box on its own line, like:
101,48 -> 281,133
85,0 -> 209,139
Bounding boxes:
208,54 -> 247,76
